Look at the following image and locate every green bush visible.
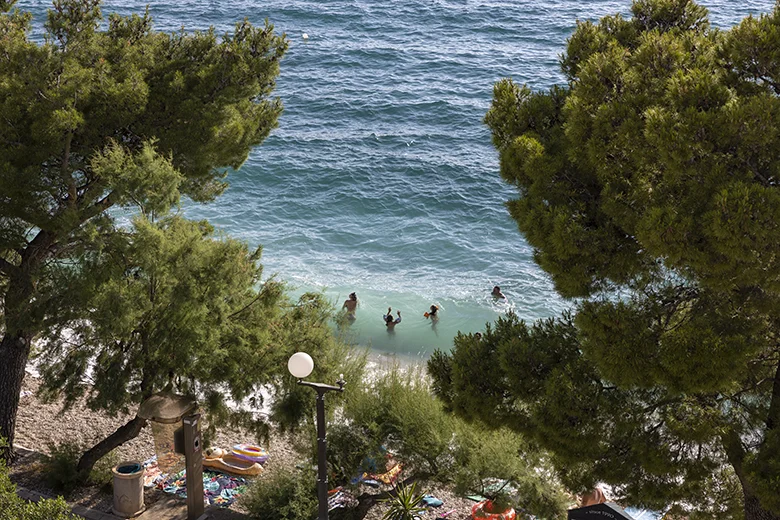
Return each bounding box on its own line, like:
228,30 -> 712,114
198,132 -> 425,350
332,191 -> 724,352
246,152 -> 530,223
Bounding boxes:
89,449 -> 119,491
42,441 -> 119,493
43,442 -> 84,493
331,365 -> 570,519
242,466 -> 318,520
341,365 -> 455,478
0,438 -> 79,520
327,422 -> 383,487
452,425 -> 568,519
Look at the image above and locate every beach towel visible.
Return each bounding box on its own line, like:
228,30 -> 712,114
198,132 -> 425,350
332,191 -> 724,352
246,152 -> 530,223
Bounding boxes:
351,472 -> 381,487
371,462 -> 403,485
328,489 -> 359,511
142,455 -> 250,507
142,455 -> 164,488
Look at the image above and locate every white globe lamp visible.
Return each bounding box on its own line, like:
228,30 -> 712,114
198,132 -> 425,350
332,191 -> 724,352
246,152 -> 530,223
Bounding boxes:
288,352 -> 314,379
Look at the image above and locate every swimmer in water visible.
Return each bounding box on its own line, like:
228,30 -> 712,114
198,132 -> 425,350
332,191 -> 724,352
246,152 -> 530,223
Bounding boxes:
343,292 -> 358,319
491,285 -> 506,299
424,305 -> 439,320
383,307 -> 402,330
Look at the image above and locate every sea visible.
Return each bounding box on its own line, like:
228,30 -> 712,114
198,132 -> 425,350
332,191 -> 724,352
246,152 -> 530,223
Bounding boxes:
18,0 -> 776,360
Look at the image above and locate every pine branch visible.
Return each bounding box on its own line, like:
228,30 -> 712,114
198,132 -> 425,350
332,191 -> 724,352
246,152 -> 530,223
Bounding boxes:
78,191 -> 115,224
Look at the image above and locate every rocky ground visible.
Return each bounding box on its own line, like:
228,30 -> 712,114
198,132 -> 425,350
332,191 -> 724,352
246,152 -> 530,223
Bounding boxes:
10,371 -> 476,520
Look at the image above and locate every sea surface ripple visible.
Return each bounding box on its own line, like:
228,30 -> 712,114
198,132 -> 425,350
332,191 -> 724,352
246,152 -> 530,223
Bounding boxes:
19,0 -> 776,357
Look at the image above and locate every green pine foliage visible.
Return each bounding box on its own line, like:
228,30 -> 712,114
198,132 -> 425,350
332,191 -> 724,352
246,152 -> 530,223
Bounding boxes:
37,215 -> 285,418
327,366 -> 569,519
432,1 -> 780,518
33,213 -> 363,474
0,0 -> 288,459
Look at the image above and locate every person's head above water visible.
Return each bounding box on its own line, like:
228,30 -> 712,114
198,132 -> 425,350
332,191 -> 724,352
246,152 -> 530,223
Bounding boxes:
349,292 -> 357,301
385,314 -> 395,324
492,285 -> 505,298
430,305 -> 438,313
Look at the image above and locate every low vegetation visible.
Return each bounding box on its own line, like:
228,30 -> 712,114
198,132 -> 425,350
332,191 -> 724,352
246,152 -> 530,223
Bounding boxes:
0,439 -> 79,520
244,366 -> 570,520
241,466 -> 318,520
41,441 -> 117,493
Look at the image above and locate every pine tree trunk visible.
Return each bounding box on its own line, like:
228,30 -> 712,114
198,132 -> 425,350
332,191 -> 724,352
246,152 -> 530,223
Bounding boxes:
76,415 -> 147,475
0,332 -> 32,462
744,493 -> 780,520
0,232 -> 54,463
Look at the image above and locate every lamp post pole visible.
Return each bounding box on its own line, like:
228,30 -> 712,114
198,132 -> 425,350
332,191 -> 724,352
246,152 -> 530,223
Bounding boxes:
297,379 -> 345,520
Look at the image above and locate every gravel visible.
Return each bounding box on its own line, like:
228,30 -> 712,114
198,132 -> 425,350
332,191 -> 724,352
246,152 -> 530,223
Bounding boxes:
11,372 -> 477,519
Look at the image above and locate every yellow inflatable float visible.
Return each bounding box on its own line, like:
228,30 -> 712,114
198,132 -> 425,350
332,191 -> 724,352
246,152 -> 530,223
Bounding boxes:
203,448 -> 263,476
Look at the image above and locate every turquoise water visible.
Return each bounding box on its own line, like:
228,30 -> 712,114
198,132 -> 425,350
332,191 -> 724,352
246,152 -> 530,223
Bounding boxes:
21,0 -> 776,358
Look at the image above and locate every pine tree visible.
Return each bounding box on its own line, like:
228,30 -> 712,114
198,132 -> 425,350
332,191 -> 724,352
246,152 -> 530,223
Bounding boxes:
0,0 -> 287,461
431,1 -> 780,518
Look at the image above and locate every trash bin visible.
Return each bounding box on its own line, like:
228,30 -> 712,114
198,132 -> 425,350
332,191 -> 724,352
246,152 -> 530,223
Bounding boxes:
112,461 -> 145,518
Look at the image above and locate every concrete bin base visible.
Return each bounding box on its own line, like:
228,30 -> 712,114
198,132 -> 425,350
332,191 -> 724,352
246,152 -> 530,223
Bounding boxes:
112,461 -> 145,518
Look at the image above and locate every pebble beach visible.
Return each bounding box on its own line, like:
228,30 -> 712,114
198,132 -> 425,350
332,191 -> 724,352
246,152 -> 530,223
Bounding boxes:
12,370 -> 476,519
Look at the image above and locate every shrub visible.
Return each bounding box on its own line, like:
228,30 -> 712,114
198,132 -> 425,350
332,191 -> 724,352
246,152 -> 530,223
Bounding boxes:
327,422 -> 383,487
333,365 -> 569,519
0,438 -> 79,520
452,425 -> 568,519
89,449 -> 119,491
43,442 -> 84,493
42,441 -> 119,493
242,466 -> 318,520
342,365 -> 455,478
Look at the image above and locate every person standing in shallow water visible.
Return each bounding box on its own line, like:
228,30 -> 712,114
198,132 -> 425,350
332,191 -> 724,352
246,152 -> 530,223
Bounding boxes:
343,292 -> 358,319
383,307 -> 402,330
425,304 -> 440,336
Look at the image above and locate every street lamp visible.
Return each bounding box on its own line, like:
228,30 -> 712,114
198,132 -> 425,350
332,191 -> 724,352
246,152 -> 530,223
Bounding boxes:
288,352 -> 345,520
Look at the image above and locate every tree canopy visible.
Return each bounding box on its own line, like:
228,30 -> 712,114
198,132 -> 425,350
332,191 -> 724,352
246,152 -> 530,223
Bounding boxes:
430,1 -> 780,518
33,215 -> 351,474
0,0 -> 287,461
323,367 -> 570,519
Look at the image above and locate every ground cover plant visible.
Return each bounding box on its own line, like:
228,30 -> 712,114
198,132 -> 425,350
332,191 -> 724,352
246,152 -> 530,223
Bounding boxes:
431,0 -> 780,518
41,440 -> 117,493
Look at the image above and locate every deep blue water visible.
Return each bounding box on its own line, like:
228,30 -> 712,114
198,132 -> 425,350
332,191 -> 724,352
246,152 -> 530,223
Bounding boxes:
18,0 -> 777,358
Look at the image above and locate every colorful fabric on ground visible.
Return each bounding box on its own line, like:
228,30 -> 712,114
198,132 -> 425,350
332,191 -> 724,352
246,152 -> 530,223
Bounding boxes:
328,489 -> 358,511
422,495 -> 443,507
141,455 -> 249,507
371,462 -> 403,485
350,471 -> 381,487
142,455 -> 164,488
